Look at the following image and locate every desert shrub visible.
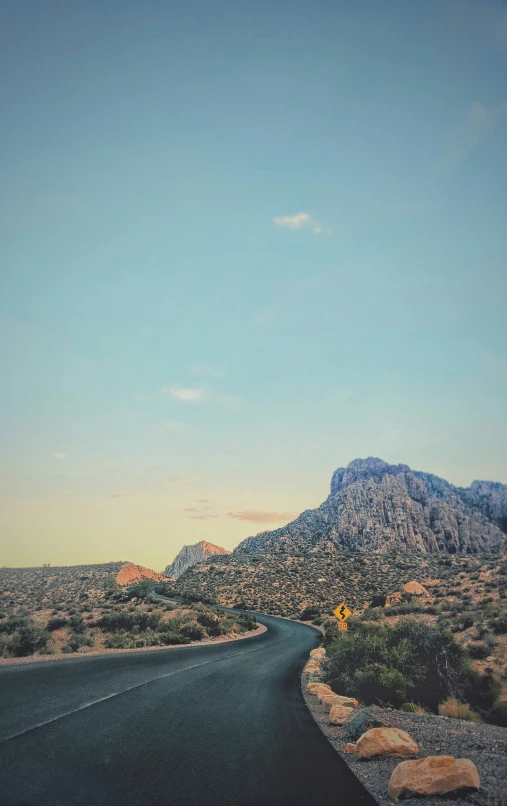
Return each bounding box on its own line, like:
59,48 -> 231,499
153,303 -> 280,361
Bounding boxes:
196,610 -> 220,628
104,631 -> 137,649
180,621 -> 205,641
438,698 -> 481,722
401,702 -> 424,714
462,667 -> 501,713
129,580 -> 153,600
5,624 -> 48,657
47,616 -> 68,631
0,614 -> 27,634
324,618 -> 485,711
69,614 -> 85,634
466,641 -> 490,660
488,701 -> 507,727
95,610 -> 161,632
158,630 -> 190,645
369,594 -> 387,608
300,605 -> 320,621
489,614 -> 507,635
64,632 -> 94,652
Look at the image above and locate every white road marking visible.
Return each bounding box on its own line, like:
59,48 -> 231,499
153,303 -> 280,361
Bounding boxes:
1,627 -> 294,744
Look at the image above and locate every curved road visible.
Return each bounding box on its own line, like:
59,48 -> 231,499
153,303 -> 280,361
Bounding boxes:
0,613 -> 375,805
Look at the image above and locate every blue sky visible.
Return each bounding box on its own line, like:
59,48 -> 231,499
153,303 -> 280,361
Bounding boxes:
1,0 -> 506,568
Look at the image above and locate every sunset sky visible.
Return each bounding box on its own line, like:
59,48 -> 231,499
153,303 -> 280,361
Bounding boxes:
1,0 -> 506,570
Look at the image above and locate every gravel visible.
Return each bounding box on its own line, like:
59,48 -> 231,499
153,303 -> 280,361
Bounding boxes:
302,675 -> 507,806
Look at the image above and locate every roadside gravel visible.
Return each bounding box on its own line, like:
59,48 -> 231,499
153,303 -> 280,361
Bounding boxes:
302,675 -> 507,806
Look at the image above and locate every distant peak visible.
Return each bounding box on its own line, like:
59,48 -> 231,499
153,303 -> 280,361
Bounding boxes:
331,458 -> 411,496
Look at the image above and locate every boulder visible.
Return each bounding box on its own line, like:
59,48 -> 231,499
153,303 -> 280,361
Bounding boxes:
310,647 -> 326,658
307,682 -> 331,695
388,756 -> 480,801
355,727 -> 418,760
320,693 -> 358,708
329,705 -> 354,725
344,707 -> 390,741
403,580 -> 429,597
303,660 -> 321,676
315,684 -> 335,700
344,743 -> 356,754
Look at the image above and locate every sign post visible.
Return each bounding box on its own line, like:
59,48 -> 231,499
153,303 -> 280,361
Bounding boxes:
333,602 -> 352,632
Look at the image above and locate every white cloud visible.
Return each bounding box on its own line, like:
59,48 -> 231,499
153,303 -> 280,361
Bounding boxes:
52,452 -> 68,460
163,387 -> 204,403
273,212 -> 328,235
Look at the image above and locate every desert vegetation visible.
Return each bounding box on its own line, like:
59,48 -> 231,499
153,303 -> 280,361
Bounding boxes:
321,617 -> 504,725
0,564 -> 255,660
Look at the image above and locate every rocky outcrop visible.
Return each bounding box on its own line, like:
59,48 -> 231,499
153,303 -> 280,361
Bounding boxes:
388,756 -> 480,800
403,581 -> 429,596
115,563 -> 169,587
164,541 -> 231,579
353,727 -> 418,760
307,682 -> 331,695
329,705 -> 354,725
235,458 -> 507,556
344,707 -> 391,741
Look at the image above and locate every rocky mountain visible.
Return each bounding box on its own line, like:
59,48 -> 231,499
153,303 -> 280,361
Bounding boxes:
164,541 -> 230,579
115,562 -> 169,586
235,458 -> 507,556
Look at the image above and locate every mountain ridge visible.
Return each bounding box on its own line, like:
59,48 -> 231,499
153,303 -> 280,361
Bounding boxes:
234,458 -> 507,556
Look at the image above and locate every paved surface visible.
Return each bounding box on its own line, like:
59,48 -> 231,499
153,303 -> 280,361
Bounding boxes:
0,613 -> 375,805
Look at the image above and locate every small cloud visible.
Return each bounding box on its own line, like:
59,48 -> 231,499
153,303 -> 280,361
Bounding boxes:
187,514 -> 219,520
163,387 -> 204,403
111,493 -> 136,498
188,362 -> 226,378
166,475 -> 199,486
198,498 -> 214,503
183,507 -> 199,512
227,510 -> 299,524
52,452 -> 68,460
273,212 -> 328,235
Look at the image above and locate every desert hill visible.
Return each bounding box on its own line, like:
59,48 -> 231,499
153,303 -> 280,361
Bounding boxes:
174,550 -> 506,616
235,458 -> 507,556
164,541 -> 230,579
115,562 -> 169,586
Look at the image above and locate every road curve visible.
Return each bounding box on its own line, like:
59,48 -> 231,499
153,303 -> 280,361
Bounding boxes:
0,613 -> 375,805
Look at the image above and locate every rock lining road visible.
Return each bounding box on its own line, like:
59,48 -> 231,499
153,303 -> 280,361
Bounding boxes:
0,612 -> 375,805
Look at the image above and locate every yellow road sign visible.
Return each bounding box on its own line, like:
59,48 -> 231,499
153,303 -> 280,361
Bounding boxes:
338,621 -> 348,631
334,603 -> 352,622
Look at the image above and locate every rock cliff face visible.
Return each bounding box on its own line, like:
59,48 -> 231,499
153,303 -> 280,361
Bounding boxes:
164,541 -> 230,579
235,458 -> 507,556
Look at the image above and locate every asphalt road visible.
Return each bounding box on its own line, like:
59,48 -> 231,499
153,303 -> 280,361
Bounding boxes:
0,613 -> 375,806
